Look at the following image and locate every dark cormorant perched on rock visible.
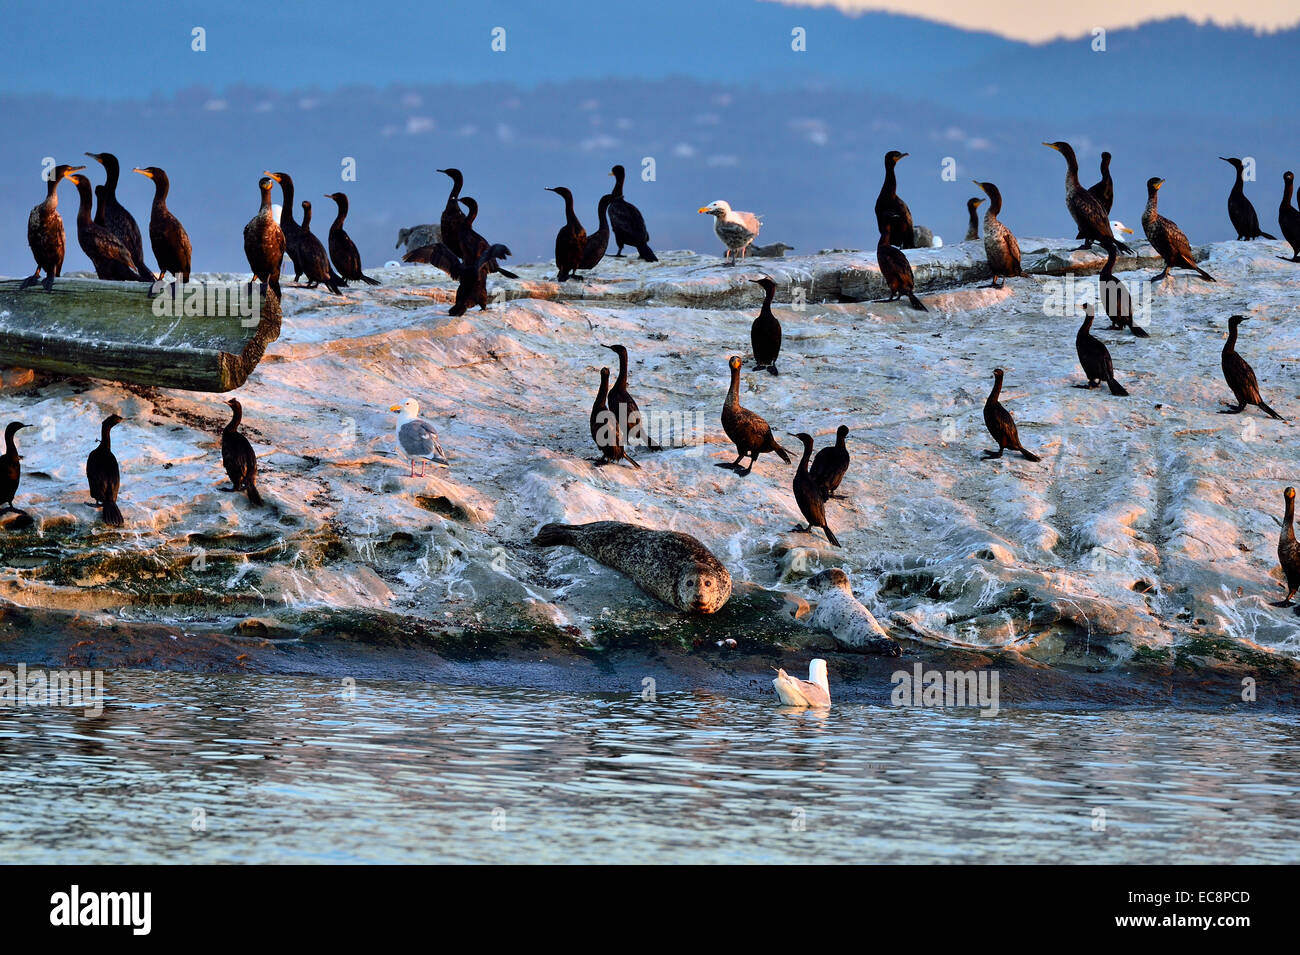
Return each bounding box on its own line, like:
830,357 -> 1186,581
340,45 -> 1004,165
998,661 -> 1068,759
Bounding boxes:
875,150 -> 914,248
603,344 -> 658,450
1098,245 -> 1149,337
1142,178 -> 1215,282
21,163 -> 82,290
1078,151 -> 1114,249
590,367 -> 639,469
1220,315 -> 1284,420
265,171 -> 306,281
85,152 -> 153,282
719,355 -> 791,475
1278,172 -> 1300,262
790,433 -> 840,547
546,186 -> 587,281
436,168 -> 469,258
750,277 -> 781,375
982,369 -> 1039,462
809,425 -> 850,498
402,238 -> 512,315
454,197 -> 518,278
1076,305 -> 1128,396
579,194 -> 612,271
0,422 -> 30,513
221,398 -> 264,505
1275,487 -> 1300,607
69,174 -> 139,280
876,224 -> 926,310
1042,142 -> 1132,256
973,180 -> 1022,288
85,413 -> 124,526
244,176 -> 285,298
133,166 -> 191,291
964,197 -> 984,241
608,165 -> 657,261
323,192 -> 380,285
297,201 -> 346,294
1220,158 -> 1275,241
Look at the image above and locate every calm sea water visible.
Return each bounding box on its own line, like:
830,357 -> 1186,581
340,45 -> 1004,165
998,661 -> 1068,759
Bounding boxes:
1,669 -> 1297,864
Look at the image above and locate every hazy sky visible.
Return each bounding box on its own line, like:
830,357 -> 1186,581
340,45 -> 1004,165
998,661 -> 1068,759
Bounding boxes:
771,0 -> 1300,42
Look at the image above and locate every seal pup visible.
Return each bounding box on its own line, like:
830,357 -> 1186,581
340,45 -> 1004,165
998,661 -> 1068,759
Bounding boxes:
533,520 -> 732,614
772,659 -> 831,708
807,569 -> 900,655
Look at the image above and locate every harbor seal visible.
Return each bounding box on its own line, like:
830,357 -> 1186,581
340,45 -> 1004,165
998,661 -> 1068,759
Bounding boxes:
533,521 -> 732,614
807,569 -> 900,655
396,224 -> 441,252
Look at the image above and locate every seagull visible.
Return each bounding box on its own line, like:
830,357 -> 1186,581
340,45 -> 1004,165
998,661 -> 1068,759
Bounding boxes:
390,398 -> 449,476
698,200 -> 761,264
1110,220 -> 1134,239
772,659 -> 831,708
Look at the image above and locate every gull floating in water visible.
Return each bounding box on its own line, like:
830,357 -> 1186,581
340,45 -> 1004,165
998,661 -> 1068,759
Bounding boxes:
390,398 -> 448,477
698,200 -> 761,264
772,658 -> 831,708
1110,220 -> 1134,238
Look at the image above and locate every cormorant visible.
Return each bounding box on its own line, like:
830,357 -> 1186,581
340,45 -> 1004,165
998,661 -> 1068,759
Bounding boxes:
402,238 -> 512,315
876,223 -> 926,310
1275,487 -> 1300,607
1220,315 -> 1284,420
698,200 -> 760,263
1279,172 -> 1300,262
323,192 -> 380,285
719,355 -> 791,475
69,174 -> 139,280
1042,142 -> 1132,256
1076,304 -> 1129,396
455,197 -> 518,278
85,413 -> 124,527
133,166 -> 191,293
265,171 -> 306,281
1078,151 -> 1114,249
390,399 -> 449,476
21,163 -> 82,291
0,422 -> 30,513
221,398 -> 264,506
809,425 -> 850,498
982,368 -> 1040,461
297,200 -> 346,294
546,186 -> 587,281
790,433 -> 840,547
243,176 -> 285,298
607,165 -> 657,261
579,194 -> 612,271
85,151 -> 153,282
590,367 -> 639,469
965,197 -> 984,241
603,343 -> 658,450
1142,178 -> 1215,282
875,150 -> 915,248
750,277 -> 781,375
1098,244 -> 1149,337
436,168 -> 469,258
973,180 -> 1023,288
1220,157 -> 1275,241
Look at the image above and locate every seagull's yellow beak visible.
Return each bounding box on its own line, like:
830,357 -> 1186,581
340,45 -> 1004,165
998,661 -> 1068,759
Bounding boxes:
697,207 -> 709,214
1121,226 -> 1134,234
389,405 -> 402,412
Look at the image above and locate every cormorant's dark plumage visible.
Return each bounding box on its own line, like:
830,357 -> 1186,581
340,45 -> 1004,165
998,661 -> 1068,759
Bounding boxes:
1078,151 -> 1114,249
323,192 -> 380,285
70,174 -> 139,281
0,422 -> 30,512
1220,157 -> 1275,241
809,425 -> 850,498
750,277 -> 781,375
982,369 -> 1039,462
546,186 -> 587,281
21,163 -> 82,291
402,237 -> 512,316
85,152 -> 154,282
85,413 -> 124,526
243,176 -> 285,298
1076,305 -> 1128,396
603,343 -> 658,450
134,166 -> 191,289
876,223 -> 926,310
1220,315 -> 1284,420
875,150 -> 914,248
1275,487 -> 1300,607
965,197 -> 984,241
222,398 -> 264,506
437,168 -> 469,259
1043,141 -> 1132,257
297,200 -> 346,294
719,355 -> 791,476
265,171 -> 306,281
579,194 -> 612,271
455,197 -> 518,279
1278,172 -> 1300,262
791,433 -> 840,547
1098,245 -> 1149,337
590,366 -> 639,469
1142,177 -> 1215,282
973,180 -> 1023,288
608,165 -> 657,261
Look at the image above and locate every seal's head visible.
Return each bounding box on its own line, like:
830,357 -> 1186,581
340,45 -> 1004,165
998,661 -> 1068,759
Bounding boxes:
677,561 -> 731,614
809,567 -> 852,595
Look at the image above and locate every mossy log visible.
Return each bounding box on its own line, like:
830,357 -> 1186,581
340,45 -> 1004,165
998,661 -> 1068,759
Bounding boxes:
0,277 -> 281,392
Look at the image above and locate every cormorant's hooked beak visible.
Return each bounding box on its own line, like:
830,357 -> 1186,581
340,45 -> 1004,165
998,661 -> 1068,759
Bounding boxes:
63,165 -> 86,178
133,168 -> 153,178
264,171 -> 282,182
85,152 -> 104,163
1042,142 -> 1060,151
898,152 -> 909,159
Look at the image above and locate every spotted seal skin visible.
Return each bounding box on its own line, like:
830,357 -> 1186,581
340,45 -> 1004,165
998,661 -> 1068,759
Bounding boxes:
807,569 -> 900,655
396,224 -> 441,251
534,521 -> 732,614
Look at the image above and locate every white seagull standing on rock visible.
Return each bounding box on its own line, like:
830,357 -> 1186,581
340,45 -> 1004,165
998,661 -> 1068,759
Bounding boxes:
390,398 -> 449,477
698,200 -> 761,264
772,659 -> 831,708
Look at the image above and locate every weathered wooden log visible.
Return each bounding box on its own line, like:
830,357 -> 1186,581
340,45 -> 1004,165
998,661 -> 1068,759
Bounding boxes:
0,278 -> 281,392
